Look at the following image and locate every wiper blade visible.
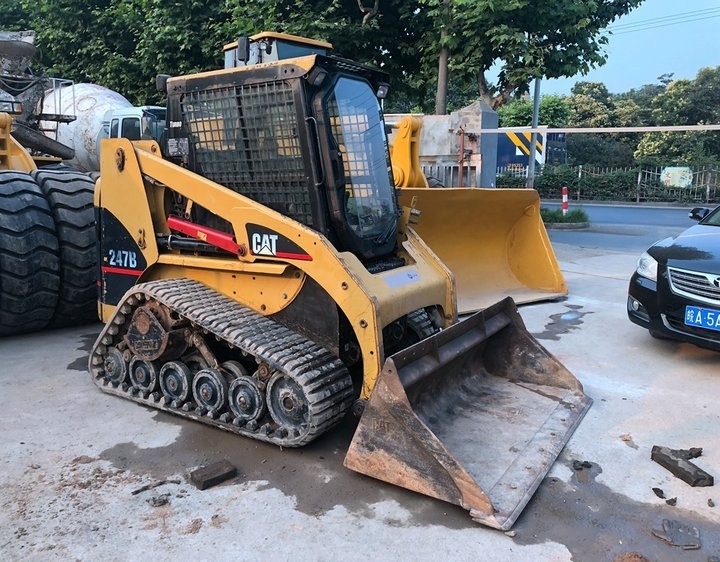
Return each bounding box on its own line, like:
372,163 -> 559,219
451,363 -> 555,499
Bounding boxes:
374,213 -> 399,246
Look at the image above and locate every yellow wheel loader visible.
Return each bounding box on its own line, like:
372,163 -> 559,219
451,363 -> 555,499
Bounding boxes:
0,31 -> 96,335
89,32 -> 591,530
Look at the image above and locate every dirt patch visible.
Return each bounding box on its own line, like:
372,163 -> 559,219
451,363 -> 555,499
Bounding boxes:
513,452 -> 720,561
98,412 -> 474,529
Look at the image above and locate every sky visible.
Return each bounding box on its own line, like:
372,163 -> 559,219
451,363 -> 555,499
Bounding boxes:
541,0 -> 720,95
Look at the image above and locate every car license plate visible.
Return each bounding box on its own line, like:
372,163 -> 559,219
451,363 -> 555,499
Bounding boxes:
684,306 -> 720,332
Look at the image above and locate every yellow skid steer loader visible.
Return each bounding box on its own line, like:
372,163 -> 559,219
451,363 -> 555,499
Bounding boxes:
88,32 -> 590,530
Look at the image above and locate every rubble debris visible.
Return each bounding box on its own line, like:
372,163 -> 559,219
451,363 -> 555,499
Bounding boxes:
652,487 -> 665,499
147,494 -> 170,507
571,459 -> 595,484
619,433 -> 639,449
131,478 -> 182,496
190,460 -> 237,490
665,497 -> 677,506
613,552 -> 651,562
708,499 -> 715,508
651,519 -> 700,550
572,460 -> 592,471
651,446 -> 714,487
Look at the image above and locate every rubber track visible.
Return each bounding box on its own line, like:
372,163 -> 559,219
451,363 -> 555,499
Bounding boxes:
89,278 -> 354,447
407,308 -> 440,341
0,171 -> 60,335
32,168 -> 97,328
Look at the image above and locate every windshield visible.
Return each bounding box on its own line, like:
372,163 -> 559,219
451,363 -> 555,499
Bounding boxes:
326,77 -> 396,240
142,108 -> 166,141
703,206 -> 720,226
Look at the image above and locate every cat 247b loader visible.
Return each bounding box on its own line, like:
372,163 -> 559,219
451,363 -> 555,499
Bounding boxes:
89,32 -> 590,530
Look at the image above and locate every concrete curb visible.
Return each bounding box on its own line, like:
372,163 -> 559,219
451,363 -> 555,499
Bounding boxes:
544,222 -> 590,230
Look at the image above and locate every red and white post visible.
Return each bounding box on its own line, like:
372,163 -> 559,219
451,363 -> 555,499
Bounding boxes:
561,186 -> 569,216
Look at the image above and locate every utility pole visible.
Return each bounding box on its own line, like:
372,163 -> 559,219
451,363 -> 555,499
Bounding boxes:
526,77 -> 541,188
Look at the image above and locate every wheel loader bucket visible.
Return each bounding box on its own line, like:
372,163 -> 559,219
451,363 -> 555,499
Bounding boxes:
344,297 -> 591,530
398,187 -> 566,314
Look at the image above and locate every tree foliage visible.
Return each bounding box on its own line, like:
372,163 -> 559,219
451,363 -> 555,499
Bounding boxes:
3,0 -> 231,104
414,0 -> 644,111
635,68 -> 720,166
0,0 -> 30,28
2,0 -> 646,112
494,68 -> 720,169
3,0 -> 717,167
496,95 -> 569,128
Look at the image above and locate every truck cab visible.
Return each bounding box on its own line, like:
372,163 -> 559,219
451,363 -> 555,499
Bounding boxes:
105,106 -> 166,142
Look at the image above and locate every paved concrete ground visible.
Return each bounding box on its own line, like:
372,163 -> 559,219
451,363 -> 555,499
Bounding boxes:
1,243 -> 719,561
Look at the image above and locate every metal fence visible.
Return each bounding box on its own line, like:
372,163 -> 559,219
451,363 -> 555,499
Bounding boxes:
636,167 -> 719,203
422,163 -> 479,187
496,164 -> 720,204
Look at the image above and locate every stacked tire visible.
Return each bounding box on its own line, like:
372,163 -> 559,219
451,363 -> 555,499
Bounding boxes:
0,168 -> 97,336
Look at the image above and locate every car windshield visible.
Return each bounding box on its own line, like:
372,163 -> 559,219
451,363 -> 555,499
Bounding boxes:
703,207 -> 720,226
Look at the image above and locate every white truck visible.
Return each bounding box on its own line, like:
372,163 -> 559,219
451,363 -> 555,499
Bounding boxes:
43,82 -> 165,172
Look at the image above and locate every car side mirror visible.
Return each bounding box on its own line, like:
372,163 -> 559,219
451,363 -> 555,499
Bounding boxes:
689,207 -> 710,222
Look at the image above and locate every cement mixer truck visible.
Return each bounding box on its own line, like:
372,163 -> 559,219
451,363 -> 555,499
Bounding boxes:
45,83 -> 165,172
0,30 -> 163,335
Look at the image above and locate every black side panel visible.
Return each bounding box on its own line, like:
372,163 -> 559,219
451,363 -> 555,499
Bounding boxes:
97,209 -> 147,306
270,276 -> 339,357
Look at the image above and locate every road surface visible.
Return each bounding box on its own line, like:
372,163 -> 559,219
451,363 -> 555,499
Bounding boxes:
1,240 -> 718,561
543,202 -> 701,253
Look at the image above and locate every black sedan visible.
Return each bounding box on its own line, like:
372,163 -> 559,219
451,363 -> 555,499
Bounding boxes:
627,205 -> 720,351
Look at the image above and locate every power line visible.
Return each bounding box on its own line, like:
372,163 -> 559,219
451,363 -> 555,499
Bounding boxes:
611,13 -> 720,35
610,6 -> 720,29
483,125 -> 720,134
607,6 -> 720,36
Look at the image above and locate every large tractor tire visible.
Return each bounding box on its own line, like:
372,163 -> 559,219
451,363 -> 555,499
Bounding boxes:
32,168 -> 98,328
0,171 -> 60,336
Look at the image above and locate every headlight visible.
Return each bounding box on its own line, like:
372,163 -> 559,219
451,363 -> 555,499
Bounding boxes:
636,251 -> 658,281
0,101 -> 23,114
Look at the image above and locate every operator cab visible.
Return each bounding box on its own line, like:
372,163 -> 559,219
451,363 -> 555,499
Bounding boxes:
160,33 -> 399,264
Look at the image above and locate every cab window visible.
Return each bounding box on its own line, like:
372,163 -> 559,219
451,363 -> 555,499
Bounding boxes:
122,117 -> 141,140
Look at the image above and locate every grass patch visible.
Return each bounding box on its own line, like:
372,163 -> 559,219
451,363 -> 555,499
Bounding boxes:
540,207 -> 589,224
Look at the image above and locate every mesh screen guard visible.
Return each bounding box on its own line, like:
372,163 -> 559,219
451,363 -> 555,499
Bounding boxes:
182,81 -> 313,226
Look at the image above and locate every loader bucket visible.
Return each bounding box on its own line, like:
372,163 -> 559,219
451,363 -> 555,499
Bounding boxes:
344,297 -> 591,530
398,187 -> 566,314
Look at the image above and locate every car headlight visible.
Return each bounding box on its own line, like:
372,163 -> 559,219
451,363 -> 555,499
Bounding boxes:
636,251 -> 658,281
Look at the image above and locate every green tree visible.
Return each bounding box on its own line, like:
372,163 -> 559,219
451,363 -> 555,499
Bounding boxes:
17,0 -> 231,104
615,78 -> 669,125
635,68 -> 720,166
0,0 -> 31,29
414,0 -> 644,113
5,0 -> 646,117
497,95 -> 569,127
564,82 -> 644,166
571,81 -> 611,105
